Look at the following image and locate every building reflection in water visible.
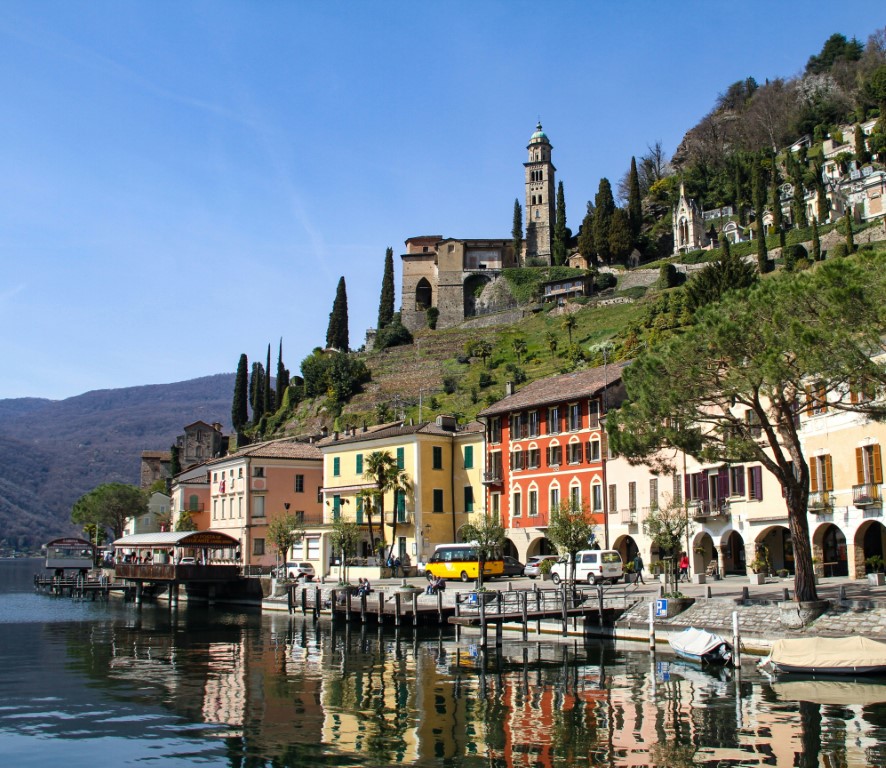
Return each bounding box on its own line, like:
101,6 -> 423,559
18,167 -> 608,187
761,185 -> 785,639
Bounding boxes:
62,608 -> 886,767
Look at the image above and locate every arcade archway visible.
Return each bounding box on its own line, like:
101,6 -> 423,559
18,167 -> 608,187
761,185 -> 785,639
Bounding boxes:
526,536 -> 555,559
721,530 -> 746,575
415,278 -> 432,310
813,523 -> 848,577
854,520 -> 886,578
755,525 -> 794,575
613,535 -> 639,565
691,532 -> 716,575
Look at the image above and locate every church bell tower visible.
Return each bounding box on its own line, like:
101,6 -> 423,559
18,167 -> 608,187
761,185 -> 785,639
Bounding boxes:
524,122 -> 556,264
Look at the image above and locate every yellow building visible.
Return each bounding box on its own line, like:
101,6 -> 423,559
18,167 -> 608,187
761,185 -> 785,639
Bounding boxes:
311,417 -> 485,578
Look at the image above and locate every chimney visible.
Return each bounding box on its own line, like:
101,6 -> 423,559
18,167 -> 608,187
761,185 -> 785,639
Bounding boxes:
321,426 -> 328,438
505,381 -> 514,396
333,431 -> 339,441
435,415 -> 457,432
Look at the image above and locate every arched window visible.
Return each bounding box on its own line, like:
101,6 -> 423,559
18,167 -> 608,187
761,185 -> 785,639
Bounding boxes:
415,277 -> 432,310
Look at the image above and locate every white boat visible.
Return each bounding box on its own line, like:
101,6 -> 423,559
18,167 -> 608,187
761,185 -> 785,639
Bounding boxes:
668,627 -> 733,665
760,636 -> 886,676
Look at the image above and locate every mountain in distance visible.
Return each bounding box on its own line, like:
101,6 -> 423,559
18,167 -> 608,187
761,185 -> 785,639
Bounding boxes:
0,374 -> 234,548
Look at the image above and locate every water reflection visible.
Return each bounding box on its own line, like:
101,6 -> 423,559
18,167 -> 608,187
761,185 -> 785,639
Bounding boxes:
2,560 -> 886,767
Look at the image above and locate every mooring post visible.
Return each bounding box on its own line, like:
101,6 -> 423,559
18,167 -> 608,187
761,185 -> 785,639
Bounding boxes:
437,588 -> 443,625
521,591 -> 528,641
561,582 -> 568,637
598,583 -> 604,627
479,593 -> 487,649
287,584 -> 293,614
301,587 -> 307,615
742,586 -> 749,601
732,610 -> 741,668
360,593 -> 367,624
346,589 -> 352,621
135,581 -> 143,606
705,585 -> 712,598
648,601 -> 655,652
394,592 -> 401,628
412,591 -> 418,628
330,589 -> 337,623
454,593 -> 461,642
314,586 -> 321,620
536,589 -> 541,635
378,590 -> 385,623
839,585 -> 846,602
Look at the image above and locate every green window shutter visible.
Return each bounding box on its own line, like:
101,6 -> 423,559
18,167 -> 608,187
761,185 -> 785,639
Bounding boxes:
464,445 -> 474,469
433,489 -> 444,513
356,496 -> 363,524
333,495 -> 341,520
433,446 -> 443,470
396,447 -> 404,469
356,454 -> 363,474
396,490 -> 406,521
465,486 -> 474,512
333,457 -> 340,477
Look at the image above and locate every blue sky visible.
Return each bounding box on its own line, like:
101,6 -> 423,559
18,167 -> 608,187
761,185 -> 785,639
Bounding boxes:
0,2 -> 880,400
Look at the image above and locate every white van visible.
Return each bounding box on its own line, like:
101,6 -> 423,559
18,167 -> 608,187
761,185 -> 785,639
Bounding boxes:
550,549 -> 623,585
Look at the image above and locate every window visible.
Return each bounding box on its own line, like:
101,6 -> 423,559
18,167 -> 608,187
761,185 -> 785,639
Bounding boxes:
317,487 -> 323,503
548,445 -> 562,467
307,536 -> 320,560
567,442 -> 582,464
570,486 -> 581,507
464,486 -> 474,512
511,450 -> 525,471
396,447 -> 405,469
526,447 -> 540,469
549,487 -> 559,513
850,379 -> 877,404
464,445 -> 474,469
213,473 -> 218,482
747,467 -> 764,501
649,478 -> 658,510
548,406 -> 560,434
608,484 -> 617,513
513,491 -> 522,517
295,474 -> 304,493
528,489 -> 538,516
528,411 -> 540,437
586,439 -> 601,463
672,473 -> 682,504
253,496 -> 265,518
810,455 -> 833,492
253,538 -> 265,556
253,466 -> 265,478
332,495 -> 341,520
489,417 -> 501,444
238,468 -> 243,478
333,457 -> 340,477
356,454 -> 363,474
491,493 -> 500,514
628,482 -> 637,512
433,446 -> 443,470
856,445 -> 883,485
588,400 -> 600,428
433,489 -> 444,513
744,410 -> 762,438
729,466 -> 746,496
212,500 -> 217,519
806,382 -> 828,416
592,483 -> 603,512
396,490 -> 407,521
295,510 -> 305,524
488,451 -> 503,480
571,401 -> 586,430
220,499 -> 225,519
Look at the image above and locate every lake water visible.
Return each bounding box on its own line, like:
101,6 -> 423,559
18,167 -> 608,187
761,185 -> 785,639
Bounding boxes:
2,559 -> 886,767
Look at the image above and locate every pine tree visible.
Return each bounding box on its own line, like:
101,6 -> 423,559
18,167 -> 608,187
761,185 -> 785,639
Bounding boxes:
232,353 -> 249,431
576,201 -> 595,264
593,178 -> 615,265
609,208 -> 633,264
250,362 -> 265,422
511,199 -> 523,265
552,181 -> 567,265
326,276 -> 350,351
628,156 -> 642,240
275,339 -> 289,408
812,217 -> 822,260
377,247 -> 395,331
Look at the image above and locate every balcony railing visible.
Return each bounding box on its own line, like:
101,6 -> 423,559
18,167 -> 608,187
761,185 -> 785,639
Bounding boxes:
689,500 -> 730,520
853,483 -> 882,507
384,511 -> 412,526
620,508 -> 637,525
483,470 -> 503,485
808,490 -> 833,512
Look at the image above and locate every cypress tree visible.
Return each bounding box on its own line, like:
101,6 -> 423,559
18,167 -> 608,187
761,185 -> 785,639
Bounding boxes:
753,157 -> 768,272
275,339 -> 289,408
789,150 -> 808,228
232,353 -> 249,431
845,210 -> 855,253
855,123 -> 870,165
733,160 -> 745,226
250,362 -> 265,422
552,181 -> 567,265
593,178 -> 615,265
377,247 -> 395,331
326,276 -> 350,351
770,168 -> 785,252
511,199 -> 523,265
628,156 -> 642,240
576,201 -> 595,265
608,208 -> 633,264
812,217 -> 821,260
264,344 -> 273,414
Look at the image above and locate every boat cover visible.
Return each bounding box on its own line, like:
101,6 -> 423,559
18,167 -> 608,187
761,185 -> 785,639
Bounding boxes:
669,627 -> 730,657
772,680 -> 886,706
767,636 -> 886,671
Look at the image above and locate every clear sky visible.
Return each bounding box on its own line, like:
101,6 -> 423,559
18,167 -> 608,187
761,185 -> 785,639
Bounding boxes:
0,2 -> 880,400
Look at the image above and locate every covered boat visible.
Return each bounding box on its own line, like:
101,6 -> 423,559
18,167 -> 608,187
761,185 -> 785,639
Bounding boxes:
760,636 -> 886,676
668,627 -> 733,665
772,679 -> 886,706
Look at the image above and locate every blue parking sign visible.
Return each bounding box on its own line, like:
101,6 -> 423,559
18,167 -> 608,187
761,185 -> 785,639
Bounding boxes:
655,598 -> 668,617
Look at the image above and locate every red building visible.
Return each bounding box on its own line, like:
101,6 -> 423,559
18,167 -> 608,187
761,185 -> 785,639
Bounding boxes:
477,363 -> 627,562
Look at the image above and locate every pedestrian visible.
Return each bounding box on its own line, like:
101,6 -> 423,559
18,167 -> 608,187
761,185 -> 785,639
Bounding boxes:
393,556 -> 401,578
632,552 -> 645,585
679,552 -> 690,582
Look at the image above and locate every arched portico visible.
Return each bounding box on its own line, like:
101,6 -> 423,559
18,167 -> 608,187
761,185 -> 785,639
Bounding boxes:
755,525 -> 794,575
415,278 -> 432,310
525,534 -> 555,560
721,530 -> 746,575
463,274 -> 491,317
501,538 -> 519,559
812,522 -> 848,577
613,535 -> 639,565
691,531 -> 716,575
853,520 -> 886,579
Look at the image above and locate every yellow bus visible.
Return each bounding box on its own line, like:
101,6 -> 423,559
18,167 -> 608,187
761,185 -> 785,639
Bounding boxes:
425,544 -> 504,582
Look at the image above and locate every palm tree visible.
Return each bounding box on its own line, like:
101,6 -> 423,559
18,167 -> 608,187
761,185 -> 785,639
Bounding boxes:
562,313 -> 577,346
545,331 -> 558,358
362,450 -> 410,562
512,337 -> 527,364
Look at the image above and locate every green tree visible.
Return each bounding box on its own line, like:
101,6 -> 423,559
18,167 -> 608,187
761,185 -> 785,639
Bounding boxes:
607,254 -> 886,603
642,498 -> 692,593
232,353 -> 249,431
562,313 -> 577,346
169,444 -> 182,476
326,276 -> 350,351
264,343 -> 273,415
377,247 -> 395,332
770,169 -> 785,252
552,181 -> 568,266
844,210 -> 855,253
576,201 -> 595,265
788,151 -> 808,229
275,339 -> 289,409
752,156 -> 769,272
608,208 -> 633,264
628,156 -> 642,239
512,336 -> 527,363
593,178 -> 615,265
267,512 -> 303,572
71,483 -> 147,541
545,330 -> 558,358
374,311 -> 413,350
363,451 -> 409,561
511,199 -> 523,265
467,339 -> 493,368
460,510 -> 505,590
250,361 -> 265,423
174,510 -> 198,532
855,123 -> 871,165
806,33 -> 863,75
812,217 -> 822,260
329,517 -> 361,585
683,245 -> 758,314
546,498 -> 596,587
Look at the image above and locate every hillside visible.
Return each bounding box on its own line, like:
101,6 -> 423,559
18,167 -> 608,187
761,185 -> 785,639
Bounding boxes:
0,374 -> 234,548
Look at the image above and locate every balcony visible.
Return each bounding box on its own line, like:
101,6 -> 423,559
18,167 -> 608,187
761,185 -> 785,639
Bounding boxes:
384,511 -> 412,526
619,508 -> 637,525
483,470 -> 503,486
808,490 -> 833,512
853,483 -> 882,507
690,500 -> 730,520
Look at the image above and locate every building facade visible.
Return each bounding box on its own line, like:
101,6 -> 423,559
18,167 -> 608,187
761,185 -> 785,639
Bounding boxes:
524,122 -> 556,264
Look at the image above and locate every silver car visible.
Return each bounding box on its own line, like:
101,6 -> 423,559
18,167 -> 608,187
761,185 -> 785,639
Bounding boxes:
523,555 -> 560,579
282,562 -> 315,581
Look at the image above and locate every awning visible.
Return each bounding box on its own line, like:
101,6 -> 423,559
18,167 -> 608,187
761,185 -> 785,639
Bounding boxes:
113,531 -> 240,548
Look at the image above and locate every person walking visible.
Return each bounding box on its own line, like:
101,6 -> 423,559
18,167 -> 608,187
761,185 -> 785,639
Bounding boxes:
632,552 -> 645,585
679,552 -> 690,582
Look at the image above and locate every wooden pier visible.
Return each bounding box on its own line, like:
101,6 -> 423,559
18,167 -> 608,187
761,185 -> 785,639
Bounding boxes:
34,573 -> 120,600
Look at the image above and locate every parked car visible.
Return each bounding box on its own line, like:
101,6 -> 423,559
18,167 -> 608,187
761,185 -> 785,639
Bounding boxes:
550,550 -> 623,585
501,555 -> 525,577
279,562 -> 315,581
523,555 -> 560,579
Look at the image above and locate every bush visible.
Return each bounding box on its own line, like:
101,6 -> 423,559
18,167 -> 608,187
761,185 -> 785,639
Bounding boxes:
504,363 -> 527,384
830,242 -> 849,258
374,313 -> 413,350
618,286 -> 648,300
784,244 -> 807,272
478,372 -> 493,388
658,263 -> 679,288
442,375 -> 459,394
596,272 -> 617,290
426,307 -> 439,330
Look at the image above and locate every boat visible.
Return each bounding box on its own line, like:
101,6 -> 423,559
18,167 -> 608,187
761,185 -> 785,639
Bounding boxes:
771,679 -> 886,706
668,627 -> 733,665
760,636 -> 886,676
